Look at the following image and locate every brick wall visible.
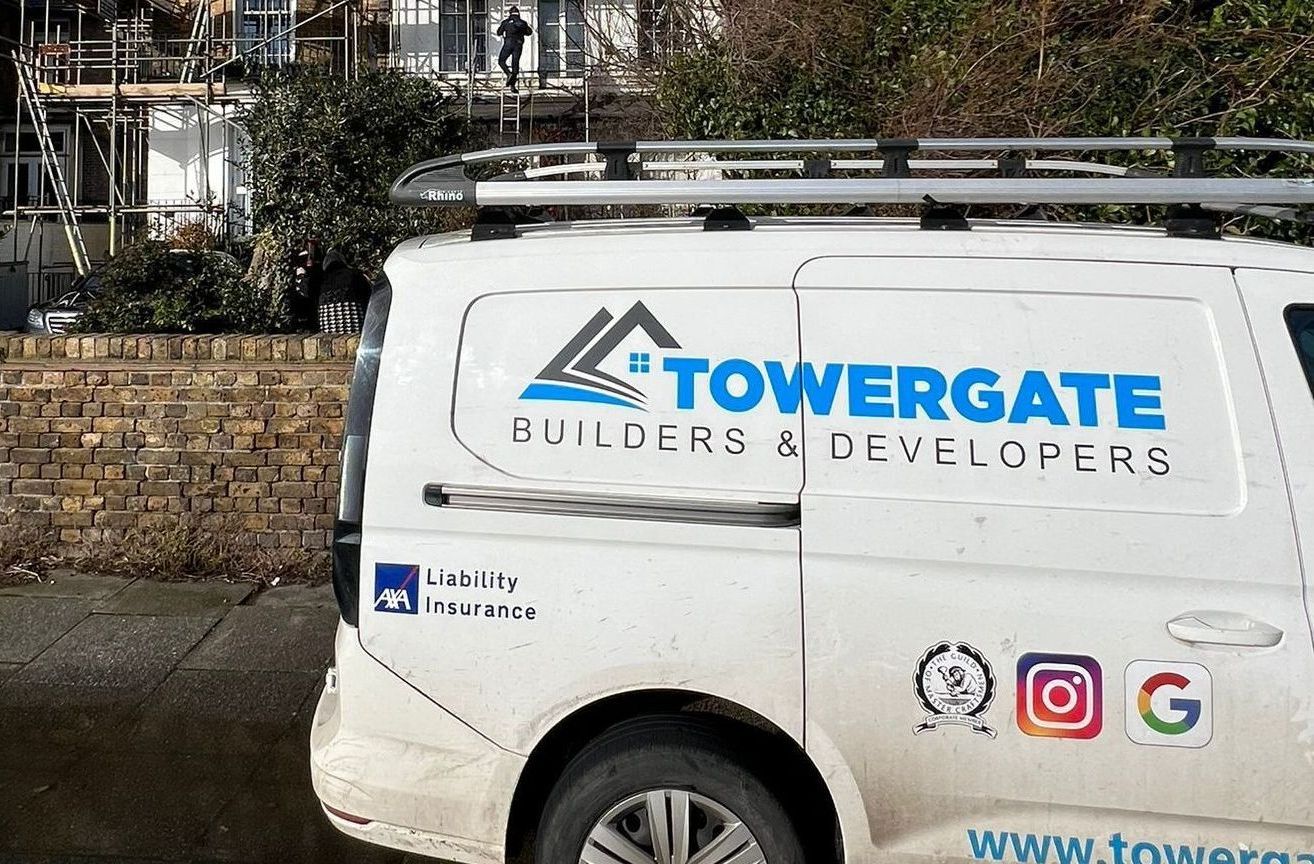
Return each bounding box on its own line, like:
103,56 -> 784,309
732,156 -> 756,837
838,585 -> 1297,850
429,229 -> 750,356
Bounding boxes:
0,334 -> 358,553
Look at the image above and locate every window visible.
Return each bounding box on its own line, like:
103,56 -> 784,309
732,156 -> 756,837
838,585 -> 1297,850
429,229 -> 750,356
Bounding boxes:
538,0 -> 585,80
3,130 -> 67,155
638,0 -> 668,60
237,0 -> 296,66
1,160 -> 39,208
394,0 -> 486,74
1288,306 -> 1314,397
439,0 -> 488,73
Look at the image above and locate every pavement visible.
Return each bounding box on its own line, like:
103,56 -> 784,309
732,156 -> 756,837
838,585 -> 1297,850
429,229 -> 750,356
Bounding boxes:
0,574 -> 422,864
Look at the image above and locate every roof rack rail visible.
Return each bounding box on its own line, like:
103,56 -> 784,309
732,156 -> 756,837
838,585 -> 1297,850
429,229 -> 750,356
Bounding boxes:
389,137 -> 1314,218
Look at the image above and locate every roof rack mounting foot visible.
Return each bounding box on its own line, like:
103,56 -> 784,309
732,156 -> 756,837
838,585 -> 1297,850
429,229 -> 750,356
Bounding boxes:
471,206 -> 550,241
920,195 -> 970,231
1164,204 -> 1220,239
1171,138 -> 1217,178
702,206 -> 753,232
879,139 -> 917,178
598,141 -> 637,181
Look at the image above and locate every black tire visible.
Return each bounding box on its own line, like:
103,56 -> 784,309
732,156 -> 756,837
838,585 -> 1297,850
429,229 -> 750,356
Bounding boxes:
535,715 -> 807,864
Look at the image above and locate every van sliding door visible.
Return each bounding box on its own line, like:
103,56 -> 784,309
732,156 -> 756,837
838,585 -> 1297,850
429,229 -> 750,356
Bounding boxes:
795,257 -> 1312,864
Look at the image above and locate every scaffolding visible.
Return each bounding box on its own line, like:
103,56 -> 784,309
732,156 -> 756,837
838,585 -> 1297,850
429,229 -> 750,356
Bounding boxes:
3,0 -> 674,301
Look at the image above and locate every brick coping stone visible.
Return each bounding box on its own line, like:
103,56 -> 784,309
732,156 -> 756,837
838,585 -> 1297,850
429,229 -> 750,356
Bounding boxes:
0,334 -> 359,365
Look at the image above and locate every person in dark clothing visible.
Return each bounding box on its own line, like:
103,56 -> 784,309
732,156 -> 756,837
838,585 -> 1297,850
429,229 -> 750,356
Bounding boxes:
316,250 -> 372,333
496,6 -> 532,92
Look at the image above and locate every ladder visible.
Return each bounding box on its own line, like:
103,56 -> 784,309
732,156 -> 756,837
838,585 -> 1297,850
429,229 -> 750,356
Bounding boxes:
499,87 -> 521,141
179,1 -> 211,83
11,49 -> 90,276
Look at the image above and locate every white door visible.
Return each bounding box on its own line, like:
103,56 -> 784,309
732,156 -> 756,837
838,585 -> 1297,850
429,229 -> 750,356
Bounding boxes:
358,286 -> 807,752
795,257 -> 1314,864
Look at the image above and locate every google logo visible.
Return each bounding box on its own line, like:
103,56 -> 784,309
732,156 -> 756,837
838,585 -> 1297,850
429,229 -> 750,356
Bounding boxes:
1137,672 -> 1201,734
1125,661 -> 1212,748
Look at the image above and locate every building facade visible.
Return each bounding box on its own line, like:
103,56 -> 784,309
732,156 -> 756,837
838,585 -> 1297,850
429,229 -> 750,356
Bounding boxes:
2,0 -> 678,315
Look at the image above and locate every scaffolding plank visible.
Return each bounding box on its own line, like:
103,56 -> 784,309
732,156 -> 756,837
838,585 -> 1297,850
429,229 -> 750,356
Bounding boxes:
36,82 -> 226,98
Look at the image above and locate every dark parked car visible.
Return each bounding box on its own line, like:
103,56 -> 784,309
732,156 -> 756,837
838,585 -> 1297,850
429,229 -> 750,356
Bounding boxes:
25,274 -> 102,334
23,250 -> 241,334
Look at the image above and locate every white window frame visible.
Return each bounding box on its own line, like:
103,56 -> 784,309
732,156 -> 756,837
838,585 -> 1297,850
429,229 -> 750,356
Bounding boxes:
236,0 -> 297,67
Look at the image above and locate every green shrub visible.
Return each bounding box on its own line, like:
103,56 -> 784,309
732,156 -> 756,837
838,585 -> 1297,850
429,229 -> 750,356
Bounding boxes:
73,240 -> 251,333
653,0 -> 1314,240
239,66 -> 473,288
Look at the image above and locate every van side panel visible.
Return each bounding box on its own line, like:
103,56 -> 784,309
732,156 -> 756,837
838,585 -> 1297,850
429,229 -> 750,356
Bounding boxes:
358,281 -> 805,753
797,258 -> 1312,863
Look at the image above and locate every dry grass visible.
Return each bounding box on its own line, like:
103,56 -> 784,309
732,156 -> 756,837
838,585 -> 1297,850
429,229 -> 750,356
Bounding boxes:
0,516 -> 328,588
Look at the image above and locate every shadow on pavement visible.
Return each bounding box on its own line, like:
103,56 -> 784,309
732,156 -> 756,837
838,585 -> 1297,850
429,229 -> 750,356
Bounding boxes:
0,580 -> 419,864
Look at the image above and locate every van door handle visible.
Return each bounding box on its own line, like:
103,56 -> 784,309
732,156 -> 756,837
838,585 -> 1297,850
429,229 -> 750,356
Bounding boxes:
1166,611 -> 1283,648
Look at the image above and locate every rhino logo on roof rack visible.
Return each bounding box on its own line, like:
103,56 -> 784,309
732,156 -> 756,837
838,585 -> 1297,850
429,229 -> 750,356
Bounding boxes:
520,301 -> 680,410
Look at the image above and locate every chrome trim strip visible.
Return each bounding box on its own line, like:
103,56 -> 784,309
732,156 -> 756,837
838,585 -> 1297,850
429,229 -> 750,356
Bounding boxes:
424,484 -> 800,528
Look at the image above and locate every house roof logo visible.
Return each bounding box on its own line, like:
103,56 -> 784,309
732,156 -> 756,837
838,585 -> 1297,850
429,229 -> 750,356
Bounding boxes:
519,301 -> 680,410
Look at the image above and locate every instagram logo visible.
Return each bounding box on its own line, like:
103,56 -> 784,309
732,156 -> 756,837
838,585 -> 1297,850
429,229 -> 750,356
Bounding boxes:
1016,653 -> 1103,739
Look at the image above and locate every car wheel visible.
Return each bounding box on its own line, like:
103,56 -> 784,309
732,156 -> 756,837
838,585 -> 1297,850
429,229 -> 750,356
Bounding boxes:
535,715 -> 806,864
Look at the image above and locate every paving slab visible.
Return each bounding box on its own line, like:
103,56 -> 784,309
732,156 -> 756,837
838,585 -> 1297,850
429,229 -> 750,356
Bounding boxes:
95,580 -> 255,618
0,615 -> 216,757
123,668 -> 323,756
0,850 -> 174,856
0,663 -> 21,686
0,597 -> 92,664
0,692 -> 107,765
198,767 -> 406,864
249,582 -> 338,609
0,571 -> 134,601
0,751 -> 254,860
180,605 -> 338,673
3,613 -> 216,695
260,681 -> 326,787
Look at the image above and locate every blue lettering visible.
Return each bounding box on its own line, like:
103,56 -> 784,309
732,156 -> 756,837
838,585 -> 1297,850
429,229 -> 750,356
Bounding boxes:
968,831 -> 1010,862
1058,372 -> 1111,427
709,359 -> 765,412
1260,854 -> 1291,864
1054,837 -> 1096,864
848,364 -> 894,418
1114,374 -> 1166,430
765,361 -> 843,416
951,367 -> 1005,423
1009,833 -> 1052,864
1134,843 -> 1163,864
664,357 -> 1165,429
1110,833 -> 1129,864
1209,850 -> 1236,864
1164,850 -> 1208,864
662,357 -> 709,410
897,366 -> 949,420
1008,370 -> 1070,426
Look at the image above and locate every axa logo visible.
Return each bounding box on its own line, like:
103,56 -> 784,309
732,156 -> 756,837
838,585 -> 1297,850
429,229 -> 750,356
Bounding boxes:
520,301 -> 680,410
373,563 -> 419,615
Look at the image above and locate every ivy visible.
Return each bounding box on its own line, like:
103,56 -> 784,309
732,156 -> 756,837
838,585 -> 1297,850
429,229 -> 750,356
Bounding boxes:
238,66 -> 473,296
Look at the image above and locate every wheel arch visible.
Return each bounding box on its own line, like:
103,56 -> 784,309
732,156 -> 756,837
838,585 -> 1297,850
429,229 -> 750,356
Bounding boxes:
503,688 -> 843,864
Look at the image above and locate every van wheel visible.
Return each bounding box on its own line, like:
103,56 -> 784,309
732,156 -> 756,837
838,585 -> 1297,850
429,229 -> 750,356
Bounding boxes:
535,715 -> 806,864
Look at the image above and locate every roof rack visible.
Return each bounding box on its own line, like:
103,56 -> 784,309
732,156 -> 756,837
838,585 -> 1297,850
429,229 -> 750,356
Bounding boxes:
390,137 -> 1314,220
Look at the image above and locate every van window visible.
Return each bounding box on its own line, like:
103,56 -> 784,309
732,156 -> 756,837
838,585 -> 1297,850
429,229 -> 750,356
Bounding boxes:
1288,306 -> 1314,397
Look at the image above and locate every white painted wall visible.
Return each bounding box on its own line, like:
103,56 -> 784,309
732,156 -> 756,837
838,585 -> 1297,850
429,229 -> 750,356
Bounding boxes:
2,221 -> 110,273
146,103 -> 248,238
390,0 -> 647,88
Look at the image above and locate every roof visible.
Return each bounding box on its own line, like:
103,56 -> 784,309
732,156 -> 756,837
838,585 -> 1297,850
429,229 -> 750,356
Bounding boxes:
388,216 -> 1314,282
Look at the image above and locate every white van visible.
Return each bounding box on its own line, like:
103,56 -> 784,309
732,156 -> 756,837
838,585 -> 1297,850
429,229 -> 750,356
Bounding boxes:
311,138 -> 1314,864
